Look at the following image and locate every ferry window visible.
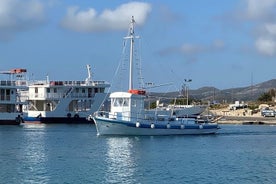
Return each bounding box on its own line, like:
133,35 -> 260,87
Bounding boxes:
35,87 -> 38,93
0,89 -> 4,100
46,88 -> 50,93
88,88 -> 92,98
76,88 -> 79,93
54,88 -> 57,93
82,89 -> 85,93
100,88 -> 104,93
95,88 -> 98,93
6,89 -> 10,101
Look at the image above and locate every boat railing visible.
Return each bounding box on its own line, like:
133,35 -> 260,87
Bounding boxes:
95,110 -> 211,124
95,111 -> 109,118
48,80 -> 108,86
29,80 -> 108,86
29,92 -> 92,99
95,111 -> 177,122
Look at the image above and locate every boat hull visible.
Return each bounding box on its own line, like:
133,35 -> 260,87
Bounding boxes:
93,117 -> 219,136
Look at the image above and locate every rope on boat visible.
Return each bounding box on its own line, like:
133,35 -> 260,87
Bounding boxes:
95,37 -> 129,112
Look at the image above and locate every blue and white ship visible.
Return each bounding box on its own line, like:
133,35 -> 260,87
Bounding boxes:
93,17 -> 219,135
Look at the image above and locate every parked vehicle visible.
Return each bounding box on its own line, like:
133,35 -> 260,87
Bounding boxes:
261,108 -> 275,117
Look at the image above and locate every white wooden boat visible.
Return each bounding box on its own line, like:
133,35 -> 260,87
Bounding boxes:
93,17 -> 219,135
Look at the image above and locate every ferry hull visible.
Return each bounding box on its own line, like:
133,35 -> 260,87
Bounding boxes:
0,120 -> 21,125
24,117 -> 94,124
94,117 -> 219,136
0,115 -> 24,125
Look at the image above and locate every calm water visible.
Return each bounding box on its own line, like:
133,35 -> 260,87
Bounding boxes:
0,124 -> 276,184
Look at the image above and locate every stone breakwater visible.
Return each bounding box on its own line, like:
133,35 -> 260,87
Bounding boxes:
217,116 -> 276,125
209,108 -> 276,125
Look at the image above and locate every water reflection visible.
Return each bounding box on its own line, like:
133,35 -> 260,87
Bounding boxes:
105,138 -> 138,184
17,125 -> 50,183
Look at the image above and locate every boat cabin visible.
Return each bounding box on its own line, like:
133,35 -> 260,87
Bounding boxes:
109,91 -> 145,121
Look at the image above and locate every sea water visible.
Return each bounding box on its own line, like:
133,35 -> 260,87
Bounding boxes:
0,124 -> 275,184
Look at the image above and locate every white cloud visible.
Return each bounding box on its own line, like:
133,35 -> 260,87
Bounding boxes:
245,0 -> 276,20
180,40 -> 225,55
0,0 -> 45,32
255,37 -> 276,56
265,23 -> 276,35
60,2 -> 152,32
158,40 -> 225,63
237,0 -> 276,56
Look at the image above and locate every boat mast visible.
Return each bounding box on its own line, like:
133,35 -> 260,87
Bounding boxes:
129,16 -> 135,90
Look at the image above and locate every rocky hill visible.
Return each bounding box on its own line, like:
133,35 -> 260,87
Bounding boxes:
149,79 -> 276,103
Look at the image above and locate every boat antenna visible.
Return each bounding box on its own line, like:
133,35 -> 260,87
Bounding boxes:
85,64 -> 93,84
46,74 -> 49,84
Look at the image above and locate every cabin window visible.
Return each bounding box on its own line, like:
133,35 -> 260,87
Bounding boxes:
82,89 -> 85,93
95,88 -> 98,93
113,98 -> 129,107
76,88 -> 79,93
100,88 -> 104,93
46,88 -> 50,93
54,88 -> 57,93
35,87 -> 38,93
123,98 -> 129,106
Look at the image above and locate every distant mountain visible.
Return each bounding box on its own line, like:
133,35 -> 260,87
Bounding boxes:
149,79 -> 276,103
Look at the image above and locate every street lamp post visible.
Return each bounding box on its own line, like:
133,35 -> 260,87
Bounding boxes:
184,79 -> 192,105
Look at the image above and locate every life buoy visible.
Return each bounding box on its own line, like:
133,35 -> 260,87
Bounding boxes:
128,89 -> 146,95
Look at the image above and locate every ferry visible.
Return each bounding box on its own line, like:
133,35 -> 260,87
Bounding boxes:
24,65 -> 110,124
0,68 -> 27,125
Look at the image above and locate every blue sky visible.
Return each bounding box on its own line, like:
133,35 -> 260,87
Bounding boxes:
1,0 -> 276,92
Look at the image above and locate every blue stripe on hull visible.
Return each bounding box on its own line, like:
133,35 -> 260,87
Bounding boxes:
94,117 -> 219,136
